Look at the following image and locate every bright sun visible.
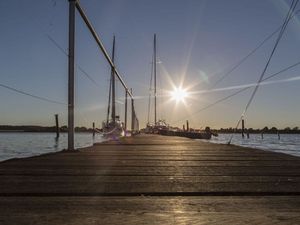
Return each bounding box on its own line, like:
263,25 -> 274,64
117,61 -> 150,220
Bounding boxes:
170,87 -> 188,102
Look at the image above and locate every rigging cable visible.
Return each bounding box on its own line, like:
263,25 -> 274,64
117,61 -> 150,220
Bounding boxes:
46,34 -> 101,87
0,83 -> 66,105
210,9 -> 300,89
172,7 -> 300,125
228,0 -> 299,144
172,59 -> 300,124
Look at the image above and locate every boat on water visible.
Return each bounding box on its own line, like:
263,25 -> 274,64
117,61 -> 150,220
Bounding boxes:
145,35 -> 212,140
102,116 -> 125,138
101,36 -> 125,138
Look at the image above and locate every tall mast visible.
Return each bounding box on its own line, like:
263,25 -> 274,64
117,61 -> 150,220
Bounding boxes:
154,34 -> 157,124
111,35 -> 116,123
106,74 -> 112,125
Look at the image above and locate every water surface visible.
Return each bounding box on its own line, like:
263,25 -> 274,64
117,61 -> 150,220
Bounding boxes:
0,132 -> 104,162
202,133 -> 300,157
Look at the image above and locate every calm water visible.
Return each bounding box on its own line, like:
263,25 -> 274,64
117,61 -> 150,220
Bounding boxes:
0,132 -> 300,162
0,132 -> 104,162
201,133 -> 300,157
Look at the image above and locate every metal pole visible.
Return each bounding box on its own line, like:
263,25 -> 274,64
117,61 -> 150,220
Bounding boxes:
75,2 -> 133,99
154,34 -> 157,124
55,114 -> 59,138
131,89 -> 134,133
68,0 -> 76,151
124,90 -> 128,134
111,36 -> 116,123
92,122 -> 95,137
242,119 -> 245,138
106,74 -> 112,125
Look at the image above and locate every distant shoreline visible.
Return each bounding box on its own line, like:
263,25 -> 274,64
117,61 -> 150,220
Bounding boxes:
0,125 -> 299,134
0,125 -> 96,133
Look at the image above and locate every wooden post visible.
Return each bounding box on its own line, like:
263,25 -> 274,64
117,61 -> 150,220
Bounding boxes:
131,89 -> 134,133
277,131 -> 280,140
124,90 -> 128,135
92,122 -> 95,137
186,120 -> 189,132
55,114 -> 59,138
246,130 -> 250,139
183,125 -> 185,131
68,0 -> 76,151
261,132 -> 264,139
242,119 -> 245,138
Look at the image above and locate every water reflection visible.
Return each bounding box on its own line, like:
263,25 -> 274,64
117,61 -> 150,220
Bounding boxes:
0,132 -> 104,161
202,133 -> 300,157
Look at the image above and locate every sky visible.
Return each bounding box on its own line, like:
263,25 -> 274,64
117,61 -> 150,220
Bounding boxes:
0,0 -> 300,129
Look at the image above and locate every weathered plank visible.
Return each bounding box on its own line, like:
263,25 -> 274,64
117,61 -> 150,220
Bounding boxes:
0,134 -> 299,224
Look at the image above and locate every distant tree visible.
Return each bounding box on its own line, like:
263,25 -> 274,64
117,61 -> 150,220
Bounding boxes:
60,126 -> 68,132
292,127 -> 299,131
262,126 -> 269,132
270,127 -> 278,133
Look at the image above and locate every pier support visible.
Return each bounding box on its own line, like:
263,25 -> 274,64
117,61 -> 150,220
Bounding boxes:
242,119 -> 245,138
186,120 -> 189,132
68,0 -> 76,151
92,122 -> 95,137
124,90 -> 128,135
55,114 -> 59,138
131,89 -> 134,133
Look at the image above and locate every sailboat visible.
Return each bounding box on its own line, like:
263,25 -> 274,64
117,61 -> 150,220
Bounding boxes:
102,36 -> 125,138
146,34 -> 212,139
145,34 -> 170,134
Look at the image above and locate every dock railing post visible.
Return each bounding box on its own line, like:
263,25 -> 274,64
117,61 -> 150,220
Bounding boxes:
68,0 -> 76,151
92,122 -> 95,137
242,119 -> 245,138
55,114 -> 59,139
131,89 -> 134,134
124,90 -> 128,136
186,120 -> 189,132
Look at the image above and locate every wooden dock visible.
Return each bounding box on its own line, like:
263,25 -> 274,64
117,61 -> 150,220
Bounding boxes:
0,134 -> 299,224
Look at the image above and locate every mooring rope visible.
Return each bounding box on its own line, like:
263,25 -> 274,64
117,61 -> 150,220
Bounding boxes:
228,0 -> 299,144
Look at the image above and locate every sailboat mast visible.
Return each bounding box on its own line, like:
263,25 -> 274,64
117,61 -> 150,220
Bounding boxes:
154,34 -> 157,124
111,36 -> 116,123
106,73 -> 112,125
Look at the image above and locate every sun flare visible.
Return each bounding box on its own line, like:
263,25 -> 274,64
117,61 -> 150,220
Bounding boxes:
170,87 -> 189,102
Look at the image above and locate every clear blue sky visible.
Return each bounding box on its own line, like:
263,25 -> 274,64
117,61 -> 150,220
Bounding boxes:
0,0 -> 300,129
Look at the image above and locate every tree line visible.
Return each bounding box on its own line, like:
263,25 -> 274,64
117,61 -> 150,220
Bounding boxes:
0,125 -> 95,132
218,126 -> 300,134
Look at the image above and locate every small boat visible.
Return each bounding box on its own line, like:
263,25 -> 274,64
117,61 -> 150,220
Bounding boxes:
158,127 -> 212,140
102,116 -> 125,138
101,36 -> 125,139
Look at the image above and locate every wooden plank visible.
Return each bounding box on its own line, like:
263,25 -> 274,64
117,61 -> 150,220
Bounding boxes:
0,134 -> 299,224
0,197 -> 299,225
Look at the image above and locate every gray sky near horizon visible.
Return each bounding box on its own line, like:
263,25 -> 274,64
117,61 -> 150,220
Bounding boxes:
0,0 -> 300,129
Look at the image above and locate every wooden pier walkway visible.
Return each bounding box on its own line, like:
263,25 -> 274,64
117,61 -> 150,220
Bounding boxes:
0,134 -> 300,224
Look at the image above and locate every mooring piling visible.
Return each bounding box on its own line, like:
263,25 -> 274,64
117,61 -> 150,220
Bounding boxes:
55,114 -> 59,138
